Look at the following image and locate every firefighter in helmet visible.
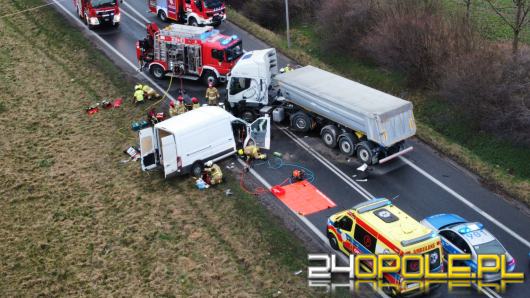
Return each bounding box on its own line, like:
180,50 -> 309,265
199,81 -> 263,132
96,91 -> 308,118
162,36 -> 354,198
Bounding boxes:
134,84 -> 145,103
203,160 -> 223,185
238,145 -> 267,162
205,82 -> 220,106
192,97 -> 201,110
142,84 -> 160,100
176,96 -> 187,115
168,100 -> 178,117
280,64 -> 293,74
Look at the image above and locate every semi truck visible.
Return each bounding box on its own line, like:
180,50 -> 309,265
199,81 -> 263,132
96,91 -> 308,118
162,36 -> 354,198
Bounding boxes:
136,23 -> 243,86
148,0 -> 226,27
226,49 -> 416,165
139,106 -> 271,178
75,0 -> 121,29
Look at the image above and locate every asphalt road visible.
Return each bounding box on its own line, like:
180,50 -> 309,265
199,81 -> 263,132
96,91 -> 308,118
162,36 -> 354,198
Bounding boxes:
50,1 -> 530,297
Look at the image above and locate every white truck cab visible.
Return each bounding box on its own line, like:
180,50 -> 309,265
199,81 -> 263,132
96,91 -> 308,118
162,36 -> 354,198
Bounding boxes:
139,106 -> 270,178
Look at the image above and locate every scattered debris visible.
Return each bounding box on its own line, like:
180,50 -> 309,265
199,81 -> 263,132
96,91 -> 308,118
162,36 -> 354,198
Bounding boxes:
124,146 -> 140,161
273,151 -> 283,158
224,189 -> 233,196
195,178 -> 209,190
225,162 -> 235,169
355,179 -> 367,182
294,270 -> 303,276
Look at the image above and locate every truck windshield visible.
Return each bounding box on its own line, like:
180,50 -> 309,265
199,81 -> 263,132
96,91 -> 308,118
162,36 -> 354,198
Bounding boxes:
203,0 -> 222,9
225,41 -> 243,62
90,0 -> 116,8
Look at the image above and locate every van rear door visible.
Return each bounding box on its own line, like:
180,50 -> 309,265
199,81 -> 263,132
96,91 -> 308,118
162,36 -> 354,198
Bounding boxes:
246,115 -> 271,149
161,135 -> 178,178
139,127 -> 159,171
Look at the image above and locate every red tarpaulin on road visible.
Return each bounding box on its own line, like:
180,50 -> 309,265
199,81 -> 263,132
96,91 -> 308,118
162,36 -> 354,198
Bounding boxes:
271,180 -> 336,216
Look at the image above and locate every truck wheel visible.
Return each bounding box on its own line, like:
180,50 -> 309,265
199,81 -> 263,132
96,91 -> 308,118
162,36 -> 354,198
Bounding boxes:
191,161 -> 203,178
290,112 -> 311,133
158,10 -> 167,22
338,134 -> 356,156
328,233 -> 339,250
202,70 -> 218,86
321,125 -> 339,148
150,65 -> 166,80
356,142 -> 373,165
188,17 -> 198,26
241,110 -> 255,123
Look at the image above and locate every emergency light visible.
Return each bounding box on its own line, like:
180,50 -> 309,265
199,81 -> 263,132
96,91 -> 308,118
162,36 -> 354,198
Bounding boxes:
458,223 -> 483,234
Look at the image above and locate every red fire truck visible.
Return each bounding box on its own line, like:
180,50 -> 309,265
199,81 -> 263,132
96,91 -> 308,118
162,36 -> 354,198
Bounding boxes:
148,0 -> 226,27
75,0 -> 121,29
136,23 -> 243,86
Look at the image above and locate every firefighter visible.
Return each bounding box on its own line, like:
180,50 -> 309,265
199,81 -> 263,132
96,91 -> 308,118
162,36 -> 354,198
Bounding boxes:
176,96 -> 187,115
238,145 -> 267,162
133,84 -> 144,103
205,82 -> 220,106
142,84 -> 160,100
168,100 -> 178,117
192,97 -> 201,110
280,64 -> 294,73
203,160 -> 223,185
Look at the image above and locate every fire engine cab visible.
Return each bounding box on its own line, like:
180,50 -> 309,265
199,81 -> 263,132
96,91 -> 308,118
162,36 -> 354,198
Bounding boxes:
75,0 -> 121,29
148,0 -> 226,27
136,23 -> 243,86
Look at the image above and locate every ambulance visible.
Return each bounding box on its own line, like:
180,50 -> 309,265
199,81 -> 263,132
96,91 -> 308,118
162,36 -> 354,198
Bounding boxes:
327,198 -> 444,295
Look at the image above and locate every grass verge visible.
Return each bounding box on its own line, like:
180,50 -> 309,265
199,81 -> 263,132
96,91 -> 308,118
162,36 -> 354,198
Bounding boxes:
0,1 -> 315,295
227,9 -> 530,207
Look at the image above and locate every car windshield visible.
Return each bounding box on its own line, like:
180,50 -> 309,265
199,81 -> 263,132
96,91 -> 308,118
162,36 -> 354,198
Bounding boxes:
90,0 -> 116,8
473,240 -> 506,255
225,41 -> 243,62
203,0 -> 222,9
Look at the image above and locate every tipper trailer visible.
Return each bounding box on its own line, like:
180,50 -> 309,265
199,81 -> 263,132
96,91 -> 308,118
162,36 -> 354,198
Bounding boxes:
226,49 -> 416,165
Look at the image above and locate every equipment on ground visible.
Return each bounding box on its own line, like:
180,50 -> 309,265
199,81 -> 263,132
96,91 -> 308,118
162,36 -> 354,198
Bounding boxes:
138,106 -> 271,178
226,49 -> 417,165
75,0 -> 120,29
136,23 -> 243,86
148,0 -> 226,27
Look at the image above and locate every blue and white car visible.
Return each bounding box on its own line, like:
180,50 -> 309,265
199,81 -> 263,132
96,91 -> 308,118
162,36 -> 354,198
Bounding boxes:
420,214 -> 515,281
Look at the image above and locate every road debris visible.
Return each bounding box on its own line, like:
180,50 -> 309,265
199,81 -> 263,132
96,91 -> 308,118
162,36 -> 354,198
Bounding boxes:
355,179 -> 367,182
225,189 -> 233,196
195,178 -> 209,190
294,270 -> 303,276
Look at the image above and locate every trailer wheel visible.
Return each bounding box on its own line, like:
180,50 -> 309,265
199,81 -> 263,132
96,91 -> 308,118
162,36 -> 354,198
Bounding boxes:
328,232 -> 339,250
158,10 -> 167,22
321,125 -> 339,148
202,70 -> 218,86
356,142 -> 373,165
150,65 -> 166,80
290,112 -> 311,133
188,17 -> 198,26
191,161 -> 203,178
338,134 -> 356,156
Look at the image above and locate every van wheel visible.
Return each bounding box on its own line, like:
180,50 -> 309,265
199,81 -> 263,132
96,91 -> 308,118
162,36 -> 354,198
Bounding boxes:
356,142 -> 373,164
241,110 -> 255,123
158,10 -> 167,22
189,17 -> 198,26
328,233 -> 339,250
191,161 -> 203,178
290,112 -> 311,133
202,70 -> 218,86
321,125 -> 339,148
338,134 -> 357,156
150,65 -> 166,80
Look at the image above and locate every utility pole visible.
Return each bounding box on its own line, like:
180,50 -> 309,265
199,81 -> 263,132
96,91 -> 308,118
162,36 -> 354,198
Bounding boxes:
285,0 -> 291,48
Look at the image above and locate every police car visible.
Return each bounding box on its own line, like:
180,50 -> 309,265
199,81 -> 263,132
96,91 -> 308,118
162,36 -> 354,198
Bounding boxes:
420,214 -> 515,281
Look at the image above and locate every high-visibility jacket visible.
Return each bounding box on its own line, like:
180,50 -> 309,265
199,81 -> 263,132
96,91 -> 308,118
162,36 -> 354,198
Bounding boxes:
205,163 -> 223,185
205,87 -> 219,105
192,103 -> 201,110
134,89 -> 144,102
176,103 -> 187,115
142,85 -> 158,97
243,145 -> 266,160
169,106 -> 179,117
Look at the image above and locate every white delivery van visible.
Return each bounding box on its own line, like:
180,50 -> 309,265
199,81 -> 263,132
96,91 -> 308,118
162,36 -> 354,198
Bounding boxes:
138,106 -> 271,178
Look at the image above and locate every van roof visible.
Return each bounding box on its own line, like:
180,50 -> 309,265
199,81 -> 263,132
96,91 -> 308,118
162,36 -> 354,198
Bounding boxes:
350,199 -> 434,249
155,106 -> 234,135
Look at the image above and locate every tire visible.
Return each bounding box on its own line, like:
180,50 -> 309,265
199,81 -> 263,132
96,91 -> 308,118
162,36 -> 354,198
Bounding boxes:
158,10 -> 167,22
241,110 -> 255,123
188,17 -> 198,26
328,233 -> 339,250
150,65 -> 166,80
191,161 -> 203,178
356,141 -> 373,165
290,112 -> 311,133
338,133 -> 357,156
202,70 -> 218,86
113,23 -> 120,29
321,125 -> 339,148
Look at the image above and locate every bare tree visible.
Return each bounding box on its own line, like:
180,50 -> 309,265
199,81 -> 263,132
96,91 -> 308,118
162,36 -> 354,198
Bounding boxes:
464,0 -> 472,21
484,0 -> 530,54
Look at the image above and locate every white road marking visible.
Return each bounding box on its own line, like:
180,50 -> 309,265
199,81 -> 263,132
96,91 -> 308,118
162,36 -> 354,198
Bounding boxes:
400,156 -> 530,249
120,9 -> 146,28
52,0 -> 174,100
122,2 -> 152,24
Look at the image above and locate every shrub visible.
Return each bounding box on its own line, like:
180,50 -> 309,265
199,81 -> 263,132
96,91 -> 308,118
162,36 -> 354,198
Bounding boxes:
237,0 -> 318,31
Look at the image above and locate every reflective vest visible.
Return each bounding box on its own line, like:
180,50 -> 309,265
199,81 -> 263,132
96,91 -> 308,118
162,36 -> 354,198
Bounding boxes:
142,85 -> 157,96
169,106 -> 178,117
134,89 -> 144,102
207,164 -> 223,184
176,103 -> 187,115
